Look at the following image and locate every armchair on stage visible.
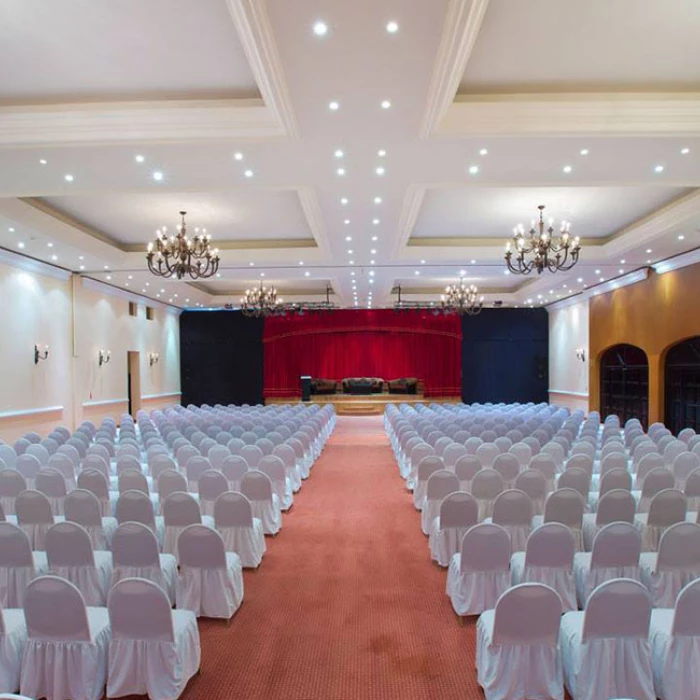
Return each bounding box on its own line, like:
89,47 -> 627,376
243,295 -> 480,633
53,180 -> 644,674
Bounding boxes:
342,377 -> 384,395
308,377 -> 421,396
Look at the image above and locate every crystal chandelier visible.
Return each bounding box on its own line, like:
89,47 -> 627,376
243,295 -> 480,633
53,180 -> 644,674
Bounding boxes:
505,205 -> 580,275
240,280 -> 283,318
146,211 -> 220,280
441,278 -> 483,315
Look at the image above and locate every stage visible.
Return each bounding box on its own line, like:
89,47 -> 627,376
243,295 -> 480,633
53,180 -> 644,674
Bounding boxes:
265,393 -> 460,416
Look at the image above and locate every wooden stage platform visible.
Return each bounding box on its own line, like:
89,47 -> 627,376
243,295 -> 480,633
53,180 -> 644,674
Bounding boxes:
265,393 -> 459,416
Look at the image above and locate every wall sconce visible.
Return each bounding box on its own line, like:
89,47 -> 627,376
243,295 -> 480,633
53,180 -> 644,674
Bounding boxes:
576,348 -> 587,362
149,352 -> 160,367
98,349 -> 111,366
34,344 -> 49,365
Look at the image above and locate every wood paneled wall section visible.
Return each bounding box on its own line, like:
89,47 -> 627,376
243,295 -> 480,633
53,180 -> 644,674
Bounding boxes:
589,262 -> 700,423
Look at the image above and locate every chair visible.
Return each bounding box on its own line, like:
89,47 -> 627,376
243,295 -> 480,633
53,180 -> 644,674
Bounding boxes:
64,489 -> 117,550
214,492 -> 266,568
198,469 -> 229,517
685,467 -> 700,512
20,575 -> 111,700
582,488 -> 636,550
453,455 -> 481,491
240,471 -> 281,536
428,492 -> 478,568
638,467 -> 675,512
110,522 -> 177,604
513,469 -> 547,516
672,451 -> 700,489
573,522 -> 642,607
157,469 -> 189,513
45,522 -> 112,606
639,522 -> 700,607
0,523 -> 48,608
185,456 -> 211,492
509,443 -> 533,469
118,468 -> 150,497
115,490 -> 165,546
176,524 -> 244,619
0,604 -> 28,695
648,578 -> 700,700
272,444 -> 301,493
14,491 -> 54,550
77,468 -> 112,517
161,492 -> 213,557
511,522 -> 577,611
489,490 -> 533,553
492,454 -> 520,489
560,579 -> 654,700
476,443 -> 500,469
635,488 -> 687,551
0,472 -> 26,517
258,455 -> 294,512
239,444 -> 264,469
476,584 -> 564,700
446,524 -> 511,616
221,455 -> 249,492
413,456 -> 446,510
529,454 -> 557,492
420,470 -> 459,535
534,488 -> 585,552
16,456 -> 40,489
471,469 -> 505,521
106,578 -> 200,700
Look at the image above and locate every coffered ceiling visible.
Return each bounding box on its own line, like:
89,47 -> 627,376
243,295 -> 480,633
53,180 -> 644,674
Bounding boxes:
0,0 -> 699,311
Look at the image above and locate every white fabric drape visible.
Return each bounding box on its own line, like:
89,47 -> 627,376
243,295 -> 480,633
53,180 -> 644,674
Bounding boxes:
559,612 -> 655,700
476,610 -> 564,700
428,520 -> 468,568
572,554 -> 640,607
163,515 -> 215,557
0,609 -> 27,693
217,520 -> 266,568
638,554 -> 700,607
446,555 -> 510,616
20,607 -> 111,700
106,610 -> 200,700
649,609 -> 700,700
176,552 -> 244,619
510,554 -> 577,612
50,551 -> 113,606
250,495 -> 281,536
109,555 -> 177,605
0,553 -> 48,608
420,500 -> 442,536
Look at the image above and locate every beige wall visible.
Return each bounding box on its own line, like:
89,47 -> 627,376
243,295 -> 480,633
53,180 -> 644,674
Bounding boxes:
0,255 -> 181,442
548,298 -> 589,413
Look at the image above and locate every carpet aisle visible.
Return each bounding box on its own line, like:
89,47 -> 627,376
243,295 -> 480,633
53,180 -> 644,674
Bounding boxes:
180,415 -> 481,700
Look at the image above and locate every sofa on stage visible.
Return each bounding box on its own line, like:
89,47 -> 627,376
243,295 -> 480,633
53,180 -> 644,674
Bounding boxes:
309,377 -> 420,396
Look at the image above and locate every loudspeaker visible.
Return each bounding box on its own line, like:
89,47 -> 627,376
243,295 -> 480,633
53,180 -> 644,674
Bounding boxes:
300,375 -> 311,402
535,356 -> 548,382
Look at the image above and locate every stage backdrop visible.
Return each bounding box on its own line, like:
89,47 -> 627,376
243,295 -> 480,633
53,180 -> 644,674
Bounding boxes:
263,309 -> 462,398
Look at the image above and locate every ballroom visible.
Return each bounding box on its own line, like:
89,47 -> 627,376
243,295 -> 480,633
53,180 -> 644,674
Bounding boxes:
0,1 -> 699,699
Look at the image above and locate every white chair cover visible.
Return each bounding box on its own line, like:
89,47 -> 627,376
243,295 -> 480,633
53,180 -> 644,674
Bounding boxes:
176,525 -> 244,619
582,489 -> 636,551
240,472 -> 281,535
634,488 -> 687,551
258,455 -> 294,512
421,470 -> 459,535
214,492 -> 266,568
64,489 -> 117,550
413,456 -> 445,511
471,469 -> 505,522
560,579 -> 654,700
476,584 -> 563,700
107,578 -> 200,700
0,523 -> 48,608
428,491 -> 478,567
20,576 -> 111,700
489,489 -> 533,553
161,492 -> 214,557
15,491 -> 55,550
0,608 -> 27,694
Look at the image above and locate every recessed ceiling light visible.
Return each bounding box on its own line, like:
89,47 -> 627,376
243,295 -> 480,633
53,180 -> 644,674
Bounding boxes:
619,269 -> 624,274
328,101 -> 340,111
380,100 -> 391,109
244,169 -> 254,178
471,259 -> 476,264
348,260 -> 354,265
345,235 -> 352,241
577,278 -> 583,283
681,148 -> 690,155
39,158 -> 47,165
128,275 -> 133,280
371,235 -> 378,241
420,259 -> 426,264
373,196 -> 382,204
595,269 -> 600,274
647,259 -> 652,264
47,242 -> 54,248
80,265 -> 85,271
313,20 -> 328,36
371,249 -> 377,254
347,249 -> 353,254
370,260 -> 376,265
654,165 -> 665,173
340,197 -> 348,205
106,275 -> 112,281
372,218 -> 380,225
414,270 -> 420,275
259,273 -> 265,277
78,256 -> 84,260
580,148 -> 589,156
351,272 -> 355,276
468,165 -> 479,175
344,219 -> 350,225
600,277 -> 605,282
369,271 -> 375,277
298,261 -> 304,265
51,255 -> 57,261
249,262 -> 255,266
304,271 -> 310,277
8,227 -> 14,233
64,174 -> 74,182
375,166 -> 385,176
125,283 -> 129,287
185,299 -> 190,303
135,154 -> 145,163
334,149 -> 344,158
104,265 -> 109,270
216,273 -> 221,278
678,234 -> 685,240
562,165 -> 572,173
146,282 -> 150,286
479,148 -> 488,156
17,242 -> 25,249
233,152 -> 244,161
377,149 -> 386,157
152,171 -> 163,181
337,168 -> 346,176
386,20 -> 399,33
646,248 -> 652,254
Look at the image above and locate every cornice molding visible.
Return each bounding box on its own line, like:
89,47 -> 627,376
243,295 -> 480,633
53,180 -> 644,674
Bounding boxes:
439,92 -> 700,137
80,275 -> 182,313
0,246 -> 71,281
0,99 -> 283,147
420,0 -> 490,138
121,237 -> 317,253
394,185 -> 427,255
224,0 -> 299,139
297,187 -> 330,258
0,405 -> 64,420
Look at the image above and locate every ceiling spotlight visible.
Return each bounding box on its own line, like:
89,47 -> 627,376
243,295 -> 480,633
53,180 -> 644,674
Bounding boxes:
681,148 -> 690,155
380,100 -> 391,109
304,271 -> 310,277
347,249 -> 353,254
298,261 -> 304,266
340,197 -> 348,205
371,249 -> 377,254
577,278 -> 583,283
344,219 -> 350,225
78,256 -> 84,260
80,265 -> 85,270
106,275 -> 112,281
678,234 -> 685,240
468,165 -> 479,175
135,154 -> 145,163
233,152 -> 244,161
249,262 -> 255,266
414,270 -> 420,275
654,165 -> 665,173
348,260 -> 354,265
371,235 -> 378,241
595,269 -> 601,274
47,242 -> 54,248
152,171 -> 163,181
39,158 -> 47,165
479,148 -> 488,156
420,259 -> 426,264
128,275 -> 133,280
345,235 -> 352,241
562,165 -> 572,173
580,148 -> 589,155
244,169 -> 254,178
17,242 -> 25,249
370,260 -> 375,265
313,20 -> 328,36
377,149 -> 386,157
372,218 -> 380,225
337,168 -> 346,176
646,248 -> 652,254
328,101 -> 340,111
51,255 -> 57,261
369,271 -> 375,277
334,149 -> 344,158
64,174 -> 74,182
471,259 -> 476,264
375,166 -> 385,176
459,269 -> 466,276
8,227 -> 14,233
386,20 -> 399,33
374,196 -> 382,204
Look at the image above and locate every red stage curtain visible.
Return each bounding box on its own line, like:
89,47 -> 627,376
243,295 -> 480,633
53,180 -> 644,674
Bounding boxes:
263,309 -> 462,398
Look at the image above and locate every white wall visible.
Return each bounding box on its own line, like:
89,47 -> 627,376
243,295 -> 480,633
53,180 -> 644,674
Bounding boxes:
548,298 -> 589,413
0,253 -> 181,442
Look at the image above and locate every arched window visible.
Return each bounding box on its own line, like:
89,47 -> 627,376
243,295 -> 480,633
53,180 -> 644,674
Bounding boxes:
600,344 -> 649,429
665,337 -> 700,434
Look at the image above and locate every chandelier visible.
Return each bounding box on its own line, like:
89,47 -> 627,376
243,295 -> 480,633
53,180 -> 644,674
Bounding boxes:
441,278 -> 483,315
505,205 -> 580,275
146,211 -> 220,280
240,280 -> 283,318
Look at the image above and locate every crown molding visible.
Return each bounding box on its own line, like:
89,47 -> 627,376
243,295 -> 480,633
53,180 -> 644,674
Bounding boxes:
82,398 -> 128,408
394,185 -> 427,256
297,187 -> 330,258
546,268 -> 650,311
121,237 -> 317,253
0,246 -> 72,281
420,0 -> 490,138
0,98 -> 283,147
0,405 -> 65,420
80,275 -> 182,313
407,236 -> 607,248
652,246 -> 700,275
224,0 -> 299,139
438,92 -> 700,137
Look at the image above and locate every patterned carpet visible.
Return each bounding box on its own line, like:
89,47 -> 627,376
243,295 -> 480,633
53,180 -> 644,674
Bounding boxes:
179,415 -> 483,700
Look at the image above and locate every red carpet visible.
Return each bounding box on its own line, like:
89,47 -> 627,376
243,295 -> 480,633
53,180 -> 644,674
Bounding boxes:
180,416 -> 482,700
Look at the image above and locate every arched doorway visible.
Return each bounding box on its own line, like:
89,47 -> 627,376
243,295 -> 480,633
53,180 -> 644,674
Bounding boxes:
600,344 -> 649,428
665,336 -> 700,434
